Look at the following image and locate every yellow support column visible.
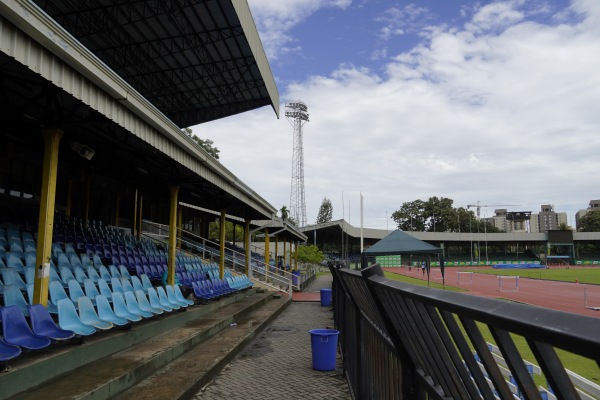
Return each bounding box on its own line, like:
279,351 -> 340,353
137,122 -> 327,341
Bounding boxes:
33,129 -> 63,306
274,236 -> 278,274
264,228 -> 270,281
219,209 -> 226,279
177,207 -> 183,249
167,187 -> 179,286
244,219 -> 250,276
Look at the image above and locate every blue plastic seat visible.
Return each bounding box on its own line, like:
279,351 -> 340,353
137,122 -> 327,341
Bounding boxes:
24,251 -> 36,268
3,284 -> 30,316
78,297 -> 113,330
95,295 -> 129,326
166,285 -> 191,308
111,292 -> 142,322
192,281 -> 213,301
25,284 -> 58,314
123,291 -> 153,318
92,254 -> 104,268
0,267 -> 27,290
135,290 -> 163,315
83,279 -> 102,301
156,286 -> 180,310
59,266 -> 77,287
5,252 -> 25,273
0,306 -> 51,350
0,337 -> 21,368
56,298 -> 96,336
69,253 -> 83,269
27,304 -> 75,341
147,287 -> 172,312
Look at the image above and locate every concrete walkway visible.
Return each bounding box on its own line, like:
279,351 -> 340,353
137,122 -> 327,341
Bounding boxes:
194,275 -> 350,399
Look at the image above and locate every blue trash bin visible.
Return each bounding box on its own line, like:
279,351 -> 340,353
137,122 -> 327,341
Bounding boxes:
309,329 -> 339,371
292,271 -> 300,286
320,288 -> 332,306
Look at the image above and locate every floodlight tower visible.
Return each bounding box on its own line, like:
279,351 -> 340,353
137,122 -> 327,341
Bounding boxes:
285,101 -> 309,227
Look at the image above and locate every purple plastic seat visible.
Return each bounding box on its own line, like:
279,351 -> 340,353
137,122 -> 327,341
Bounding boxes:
0,306 -> 52,350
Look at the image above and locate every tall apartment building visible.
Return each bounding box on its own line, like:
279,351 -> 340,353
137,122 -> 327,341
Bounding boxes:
530,205 -> 567,233
575,200 -> 600,230
485,206 -> 565,233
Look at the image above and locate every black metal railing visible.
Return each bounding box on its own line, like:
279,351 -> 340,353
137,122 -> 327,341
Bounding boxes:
330,264 -> 600,400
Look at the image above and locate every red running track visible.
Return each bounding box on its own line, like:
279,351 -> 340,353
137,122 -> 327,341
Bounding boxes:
384,267 -> 600,318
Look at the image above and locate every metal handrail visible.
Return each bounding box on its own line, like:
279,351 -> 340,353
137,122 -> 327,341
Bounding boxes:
331,264 -> 600,400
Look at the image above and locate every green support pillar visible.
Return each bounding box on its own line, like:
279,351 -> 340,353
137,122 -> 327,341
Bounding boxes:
33,129 -> 63,306
167,187 -> 179,286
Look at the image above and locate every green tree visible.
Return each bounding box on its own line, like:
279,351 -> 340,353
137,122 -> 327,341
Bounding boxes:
392,197 -> 503,233
316,197 -> 333,224
208,219 -> 244,242
280,206 -> 289,220
296,244 -> 324,264
182,127 -> 220,160
579,211 -> 600,232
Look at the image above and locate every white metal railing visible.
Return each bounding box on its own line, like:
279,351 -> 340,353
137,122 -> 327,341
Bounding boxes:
141,219 -> 298,295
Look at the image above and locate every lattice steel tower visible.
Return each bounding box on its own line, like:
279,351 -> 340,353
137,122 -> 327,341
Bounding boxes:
285,101 -> 309,227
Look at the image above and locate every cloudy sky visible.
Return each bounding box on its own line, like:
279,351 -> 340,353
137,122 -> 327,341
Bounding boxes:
191,0 -> 600,230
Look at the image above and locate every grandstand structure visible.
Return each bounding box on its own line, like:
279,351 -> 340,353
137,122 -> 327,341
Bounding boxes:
0,1 -> 309,395
301,219 -> 600,266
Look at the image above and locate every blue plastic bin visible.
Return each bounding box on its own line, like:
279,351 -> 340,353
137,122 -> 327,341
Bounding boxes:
320,288 -> 332,306
309,329 -> 339,371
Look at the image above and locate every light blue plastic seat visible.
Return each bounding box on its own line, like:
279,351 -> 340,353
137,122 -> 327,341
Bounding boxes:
173,284 -> 194,306
86,267 -> 101,284
148,287 -> 172,312
110,277 -> 125,294
109,265 -> 121,278
80,254 -> 92,267
110,292 -> 142,322
74,267 -> 88,284
25,284 -> 58,314
77,297 -> 113,330
140,274 -> 154,291
68,279 -> 91,305
95,295 -> 128,326
24,251 -> 36,268
120,277 -> 135,293
0,306 -> 51,350
98,266 -> 111,281
135,290 -> 163,315
124,291 -> 153,318
28,304 -> 75,341
69,253 -> 83,270
97,278 -> 113,300
119,265 -> 131,279
5,252 -> 25,273
56,252 -> 71,268
56,298 -> 96,336
156,286 -> 180,309
23,266 -> 35,285
92,254 -> 104,268
0,267 -> 26,290
59,266 -> 77,287
83,279 -> 102,301
50,280 -> 76,310
3,284 -> 30,316
131,276 -> 145,292
166,285 -> 190,308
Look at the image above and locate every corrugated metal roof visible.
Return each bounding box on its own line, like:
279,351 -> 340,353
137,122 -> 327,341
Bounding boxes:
30,0 -> 279,128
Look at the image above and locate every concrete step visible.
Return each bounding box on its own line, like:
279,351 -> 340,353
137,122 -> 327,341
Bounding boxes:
7,291 -> 289,400
114,294 -> 290,400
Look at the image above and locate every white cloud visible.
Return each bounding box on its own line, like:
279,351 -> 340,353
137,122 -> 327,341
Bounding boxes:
195,1 -> 600,229
376,4 -> 431,40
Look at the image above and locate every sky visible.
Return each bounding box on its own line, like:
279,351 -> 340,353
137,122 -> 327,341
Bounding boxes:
191,0 -> 600,230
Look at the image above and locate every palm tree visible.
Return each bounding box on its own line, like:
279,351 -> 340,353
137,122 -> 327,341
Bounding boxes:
280,206 -> 289,221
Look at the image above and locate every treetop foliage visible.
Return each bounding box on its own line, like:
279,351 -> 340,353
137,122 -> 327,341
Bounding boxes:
391,196 -> 504,233
316,197 -> 333,224
182,127 -> 220,160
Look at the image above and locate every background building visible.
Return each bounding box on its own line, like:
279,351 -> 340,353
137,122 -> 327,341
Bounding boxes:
576,200 -> 600,230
